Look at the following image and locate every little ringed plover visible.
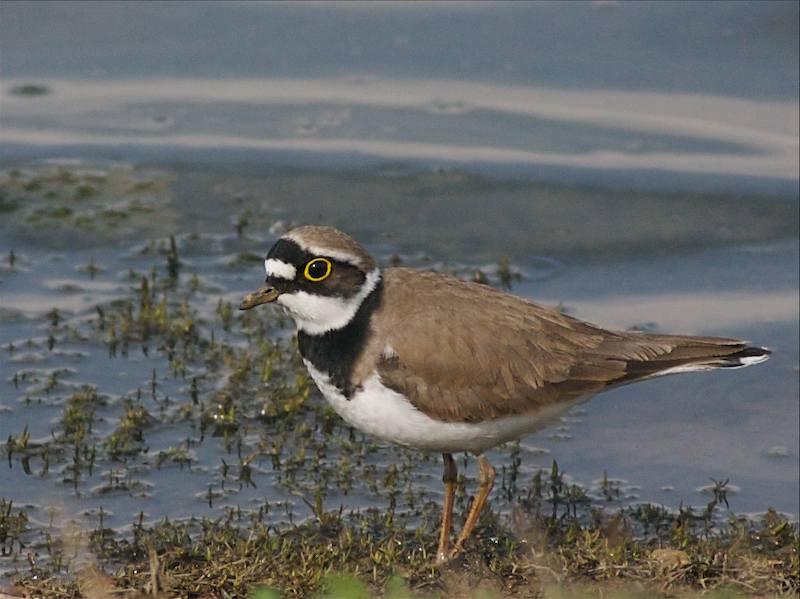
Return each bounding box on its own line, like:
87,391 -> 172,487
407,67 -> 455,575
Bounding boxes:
239,225 -> 770,562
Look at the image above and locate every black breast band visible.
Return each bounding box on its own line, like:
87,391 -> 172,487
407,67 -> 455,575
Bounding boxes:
297,279 -> 383,399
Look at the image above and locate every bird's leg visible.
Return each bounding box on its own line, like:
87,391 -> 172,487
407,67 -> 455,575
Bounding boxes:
452,453 -> 495,556
436,452 -> 457,564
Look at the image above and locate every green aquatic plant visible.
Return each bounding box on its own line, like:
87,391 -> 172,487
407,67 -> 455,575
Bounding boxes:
166,235 -> 181,281
104,402 -> 154,460
0,500 -> 29,557
0,192 -> 18,213
154,442 -> 194,470
497,256 -> 522,291
235,212 -> 251,238
5,426 -> 30,469
217,298 -> 235,331
74,184 -> 97,200
61,387 -> 101,443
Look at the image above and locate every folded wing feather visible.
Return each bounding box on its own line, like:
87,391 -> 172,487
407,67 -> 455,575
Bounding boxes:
371,268 -> 766,423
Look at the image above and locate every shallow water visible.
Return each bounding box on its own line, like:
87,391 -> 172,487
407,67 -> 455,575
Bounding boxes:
0,0 -> 798,579
0,164 -> 796,545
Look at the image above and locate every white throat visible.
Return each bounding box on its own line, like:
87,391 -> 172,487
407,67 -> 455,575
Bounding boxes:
277,268 -> 381,335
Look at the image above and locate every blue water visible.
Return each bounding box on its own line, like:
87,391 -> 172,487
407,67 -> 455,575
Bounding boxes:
1,1 -> 797,98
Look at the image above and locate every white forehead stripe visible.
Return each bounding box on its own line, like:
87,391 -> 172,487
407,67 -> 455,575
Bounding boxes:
265,259 -> 297,280
283,233 -> 362,266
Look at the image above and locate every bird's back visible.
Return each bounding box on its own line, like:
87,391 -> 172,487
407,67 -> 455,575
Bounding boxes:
357,268 -> 767,423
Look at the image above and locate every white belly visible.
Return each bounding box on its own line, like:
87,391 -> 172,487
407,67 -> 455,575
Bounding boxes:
303,360 -> 575,453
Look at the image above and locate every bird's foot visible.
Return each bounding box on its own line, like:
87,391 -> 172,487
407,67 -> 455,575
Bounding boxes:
433,545 -> 464,567
449,543 -> 465,560
434,543 -> 466,565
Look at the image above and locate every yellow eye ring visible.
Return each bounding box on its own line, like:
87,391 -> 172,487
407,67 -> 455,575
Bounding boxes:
303,258 -> 332,282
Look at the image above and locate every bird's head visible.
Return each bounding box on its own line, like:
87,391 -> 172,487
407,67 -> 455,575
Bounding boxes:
239,226 -> 381,335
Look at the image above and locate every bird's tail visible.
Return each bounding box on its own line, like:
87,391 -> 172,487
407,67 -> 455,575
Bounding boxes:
607,334 -> 771,384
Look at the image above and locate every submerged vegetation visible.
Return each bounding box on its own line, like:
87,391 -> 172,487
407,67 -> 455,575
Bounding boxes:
0,165 -> 175,247
0,163 -> 797,597
2,163 -> 798,260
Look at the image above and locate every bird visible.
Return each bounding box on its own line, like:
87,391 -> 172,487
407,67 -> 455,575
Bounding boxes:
239,225 -> 770,563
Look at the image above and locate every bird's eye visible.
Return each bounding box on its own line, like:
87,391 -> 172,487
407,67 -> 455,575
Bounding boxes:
304,258 -> 332,282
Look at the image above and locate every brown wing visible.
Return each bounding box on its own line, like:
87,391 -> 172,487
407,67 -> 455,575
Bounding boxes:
368,268 -> 759,423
